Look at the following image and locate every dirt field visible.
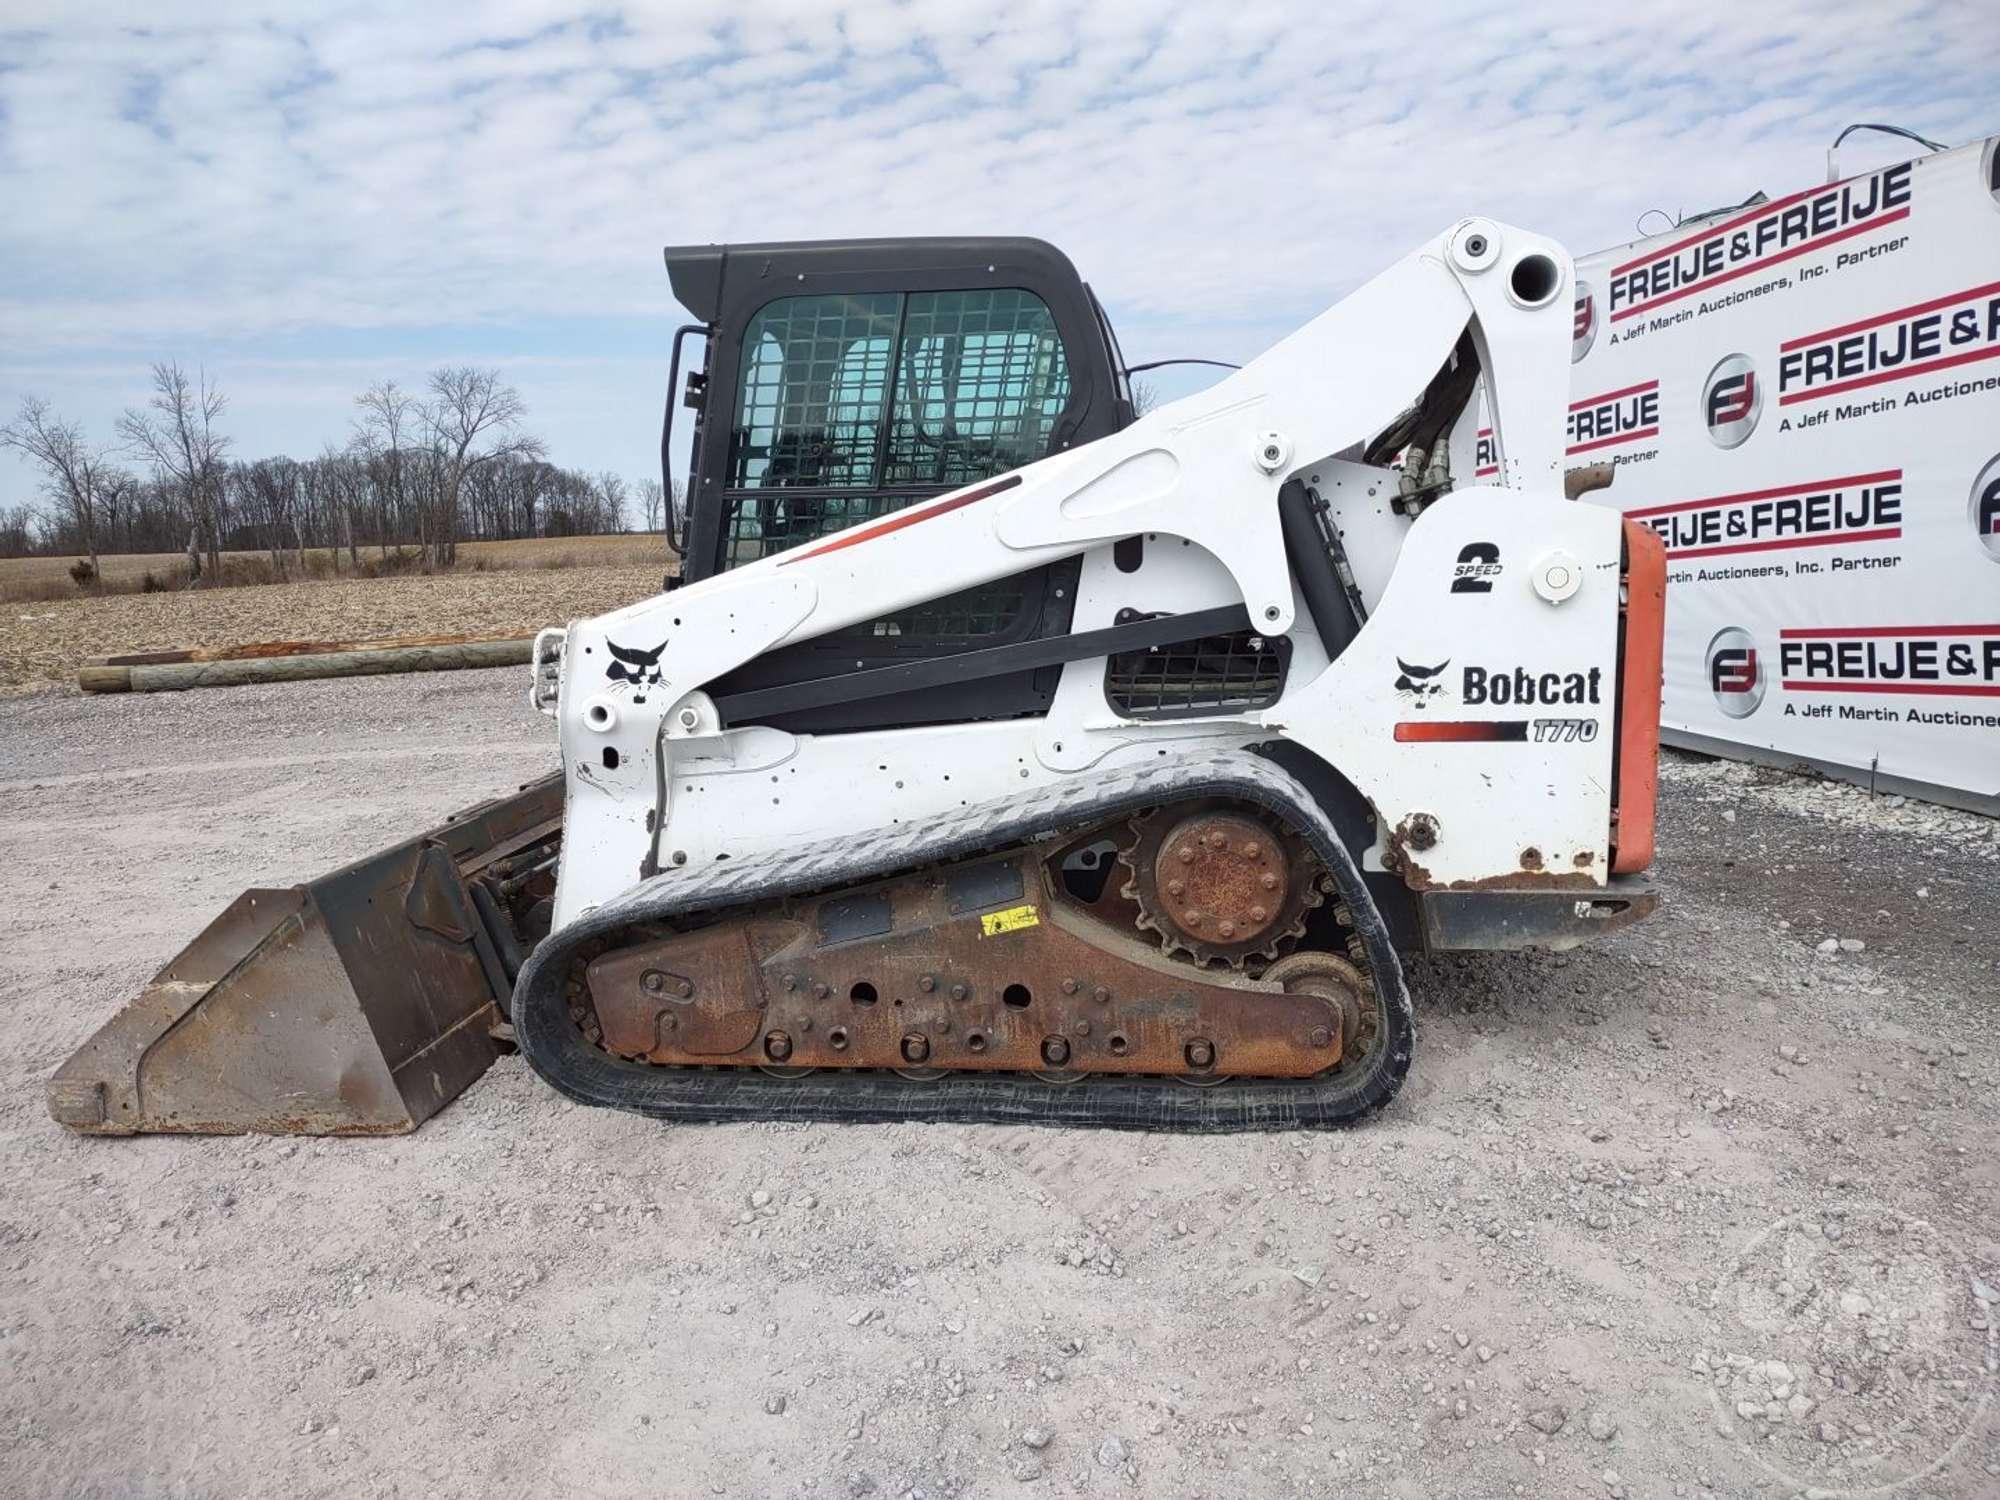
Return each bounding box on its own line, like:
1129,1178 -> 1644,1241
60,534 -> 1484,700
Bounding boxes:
2,670 -> 1995,1498
0,536 -> 667,685
0,534 -> 664,591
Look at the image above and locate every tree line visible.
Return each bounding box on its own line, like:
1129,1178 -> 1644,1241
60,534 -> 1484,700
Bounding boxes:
0,361 -> 672,578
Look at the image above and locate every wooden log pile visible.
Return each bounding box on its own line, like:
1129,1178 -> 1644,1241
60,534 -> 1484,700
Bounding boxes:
78,632 -> 535,693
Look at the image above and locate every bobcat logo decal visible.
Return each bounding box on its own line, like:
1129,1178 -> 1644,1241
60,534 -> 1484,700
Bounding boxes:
1394,657 -> 1450,708
605,639 -> 666,703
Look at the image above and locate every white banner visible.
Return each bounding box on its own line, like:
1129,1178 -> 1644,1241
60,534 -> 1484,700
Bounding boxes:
1458,136 -> 2000,811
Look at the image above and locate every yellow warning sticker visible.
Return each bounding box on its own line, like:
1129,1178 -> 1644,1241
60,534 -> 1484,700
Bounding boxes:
980,904 -> 1040,937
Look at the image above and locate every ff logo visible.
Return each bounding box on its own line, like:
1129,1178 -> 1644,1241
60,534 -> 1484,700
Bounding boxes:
1702,353 -> 1761,449
1706,626 -> 1765,718
1572,281 -> 1597,363
1450,541 -> 1501,594
1972,453 -> 2000,564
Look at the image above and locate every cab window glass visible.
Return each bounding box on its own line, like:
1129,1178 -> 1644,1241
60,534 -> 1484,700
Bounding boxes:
728,290 -> 1069,495
729,293 -> 900,489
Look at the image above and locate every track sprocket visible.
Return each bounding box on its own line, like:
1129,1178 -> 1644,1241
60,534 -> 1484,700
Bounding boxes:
1118,801 -> 1323,968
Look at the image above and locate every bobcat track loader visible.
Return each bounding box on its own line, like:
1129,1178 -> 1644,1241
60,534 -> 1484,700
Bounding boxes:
50,219 -> 1665,1137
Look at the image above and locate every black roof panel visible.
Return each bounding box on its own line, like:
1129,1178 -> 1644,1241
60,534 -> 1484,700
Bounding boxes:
663,237 -> 1085,322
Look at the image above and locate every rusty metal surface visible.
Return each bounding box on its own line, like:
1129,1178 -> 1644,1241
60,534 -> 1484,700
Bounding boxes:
587,921 -> 779,1057
582,849 -> 1347,1080
48,777 -> 561,1136
1120,803 -> 1320,966
1384,810 -> 1598,892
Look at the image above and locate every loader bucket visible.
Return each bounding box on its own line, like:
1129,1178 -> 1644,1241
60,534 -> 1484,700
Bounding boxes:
47,776 -> 562,1136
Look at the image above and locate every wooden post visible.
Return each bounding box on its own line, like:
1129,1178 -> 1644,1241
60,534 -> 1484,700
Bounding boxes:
79,634 -> 535,693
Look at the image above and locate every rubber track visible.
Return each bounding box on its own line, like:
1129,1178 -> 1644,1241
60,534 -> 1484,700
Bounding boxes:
513,748 -> 1413,1131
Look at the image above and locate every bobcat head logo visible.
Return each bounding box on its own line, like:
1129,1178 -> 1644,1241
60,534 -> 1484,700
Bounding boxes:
605,639 -> 666,703
1394,657 -> 1450,708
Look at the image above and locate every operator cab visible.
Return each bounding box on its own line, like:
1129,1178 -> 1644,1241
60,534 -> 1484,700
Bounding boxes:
660,237 -> 1276,733
663,236 -> 1135,580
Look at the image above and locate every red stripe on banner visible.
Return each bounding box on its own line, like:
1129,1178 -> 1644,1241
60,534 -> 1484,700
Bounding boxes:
1474,467 -> 1499,477
1567,380 -> 1659,411
1610,211 -> 1910,323
1566,426 -> 1659,456
1780,623 -> 2000,639
1776,342 -> 2000,405
1781,681 -> 2000,697
1779,277 -> 2000,351
1626,470 -> 1902,519
1610,180 -> 1827,275
777,474 -> 1021,566
1666,527 -> 1901,560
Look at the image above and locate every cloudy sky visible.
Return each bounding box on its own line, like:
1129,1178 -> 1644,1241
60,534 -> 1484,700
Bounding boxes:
2,1 -> 1994,508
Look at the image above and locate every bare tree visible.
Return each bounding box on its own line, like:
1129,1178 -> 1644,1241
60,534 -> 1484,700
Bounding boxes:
1130,376 -> 1161,417
419,367 -> 545,566
117,363 -> 230,581
0,503 -> 34,558
312,443 -> 363,571
98,468 -> 138,554
6,380 -> 628,567
596,471 -> 630,534
236,457 -> 301,574
638,477 -> 664,533
351,380 -> 418,561
0,397 -> 125,578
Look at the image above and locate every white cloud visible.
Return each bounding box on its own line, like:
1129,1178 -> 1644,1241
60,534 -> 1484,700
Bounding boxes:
0,0 -> 1994,489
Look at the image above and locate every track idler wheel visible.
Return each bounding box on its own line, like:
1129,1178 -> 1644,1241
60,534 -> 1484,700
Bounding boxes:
1262,951 -> 1372,1059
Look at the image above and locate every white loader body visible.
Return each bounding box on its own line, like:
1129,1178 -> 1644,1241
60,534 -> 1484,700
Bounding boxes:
543,219 -> 1642,926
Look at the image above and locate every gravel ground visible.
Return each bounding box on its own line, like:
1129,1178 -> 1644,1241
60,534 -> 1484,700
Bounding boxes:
0,557 -> 665,685
1,670 -> 1995,1499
